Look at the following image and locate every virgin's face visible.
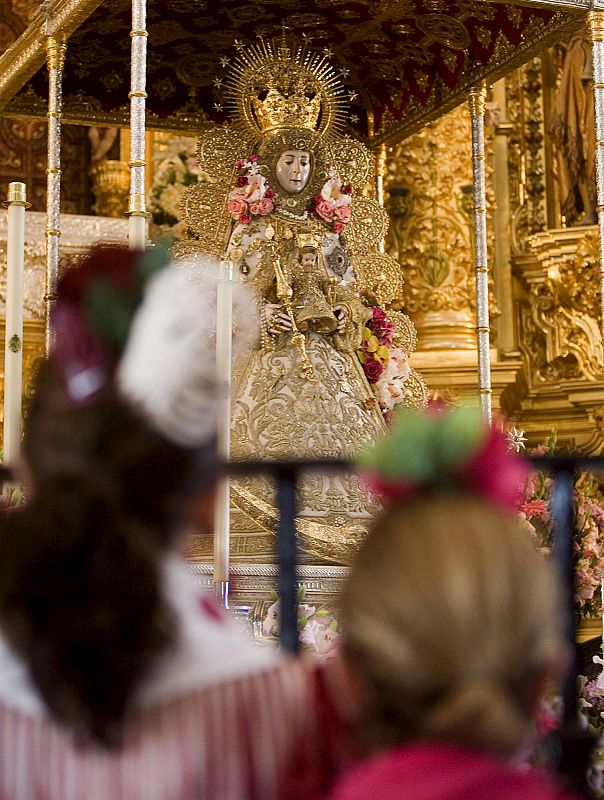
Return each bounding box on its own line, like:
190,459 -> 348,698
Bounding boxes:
275,150 -> 311,194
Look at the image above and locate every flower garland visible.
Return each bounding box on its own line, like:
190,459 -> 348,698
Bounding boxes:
357,306 -> 410,413
227,155 -> 275,224
310,166 -> 352,233
519,434 -> 604,615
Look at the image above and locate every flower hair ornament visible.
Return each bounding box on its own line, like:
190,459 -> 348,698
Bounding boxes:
357,406 -> 529,511
51,245 -> 170,406
117,255 -> 257,448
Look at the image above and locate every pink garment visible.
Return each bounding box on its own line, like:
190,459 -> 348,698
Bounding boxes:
322,742 -> 580,800
0,559 -> 343,800
0,659 -> 340,800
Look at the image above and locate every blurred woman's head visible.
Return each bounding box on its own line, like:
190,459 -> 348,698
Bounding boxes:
343,409 -> 563,758
0,246 -> 222,747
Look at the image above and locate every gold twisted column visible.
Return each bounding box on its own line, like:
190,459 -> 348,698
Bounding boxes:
469,82 -> 492,422
588,11 -> 604,352
127,0 -> 148,249
44,35 -> 66,354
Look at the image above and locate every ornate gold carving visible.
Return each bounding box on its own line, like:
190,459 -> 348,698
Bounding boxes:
416,14 -> 470,51
330,135 -> 374,189
180,181 -> 231,254
505,225 -> 604,453
358,253 -> 403,306
197,124 -> 249,179
348,197 -> 389,253
385,106 -> 477,350
506,58 -> 548,247
89,159 -> 129,217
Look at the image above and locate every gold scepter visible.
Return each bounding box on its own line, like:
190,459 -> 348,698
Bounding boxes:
265,227 -> 316,382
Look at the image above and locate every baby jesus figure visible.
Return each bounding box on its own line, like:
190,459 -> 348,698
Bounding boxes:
291,245 -> 339,334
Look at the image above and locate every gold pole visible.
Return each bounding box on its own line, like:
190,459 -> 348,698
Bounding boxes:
588,11 -> 604,354
44,35 -> 66,354
468,82 -> 492,422
127,0 -> 148,249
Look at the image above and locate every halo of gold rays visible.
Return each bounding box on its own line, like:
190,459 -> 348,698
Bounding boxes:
221,36 -> 348,145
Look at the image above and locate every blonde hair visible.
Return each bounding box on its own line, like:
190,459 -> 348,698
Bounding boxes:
342,494 -> 562,756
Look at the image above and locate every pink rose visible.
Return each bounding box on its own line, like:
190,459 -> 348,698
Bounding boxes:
363,358 -> 384,383
334,222 -> 344,234
250,197 -> 274,216
227,196 -> 247,217
314,198 -> 335,223
249,154 -> 258,162
239,212 -> 251,225
234,159 -> 245,169
334,204 -> 351,223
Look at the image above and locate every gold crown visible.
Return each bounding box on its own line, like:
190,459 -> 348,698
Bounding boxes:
296,231 -> 321,250
252,87 -> 322,134
223,38 -> 347,143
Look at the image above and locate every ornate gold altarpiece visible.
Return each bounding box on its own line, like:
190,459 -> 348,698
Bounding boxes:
1,0 -> 604,609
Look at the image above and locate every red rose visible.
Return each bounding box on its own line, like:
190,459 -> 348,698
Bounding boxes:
334,222 -> 344,233
237,175 -> 248,187
239,213 -> 251,225
265,188 -> 275,198
313,194 -> 324,205
342,184 -> 352,194
363,358 -> 384,383
249,155 -> 258,162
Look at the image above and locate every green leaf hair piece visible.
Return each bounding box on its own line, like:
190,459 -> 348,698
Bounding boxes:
357,406 -> 487,489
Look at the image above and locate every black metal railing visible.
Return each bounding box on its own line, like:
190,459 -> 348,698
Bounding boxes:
2,452 -> 603,795
229,453 -> 604,798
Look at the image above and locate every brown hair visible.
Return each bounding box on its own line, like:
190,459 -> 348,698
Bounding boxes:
342,494 -> 562,757
0,361 -> 217,747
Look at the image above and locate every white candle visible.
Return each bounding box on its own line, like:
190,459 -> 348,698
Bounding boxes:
213,258 -> 233,599
128,213 -> 146,251
4,182 -> 27,466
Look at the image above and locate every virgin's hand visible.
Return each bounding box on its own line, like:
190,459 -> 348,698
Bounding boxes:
333,305 -> 348,333
265,304 -> 293,334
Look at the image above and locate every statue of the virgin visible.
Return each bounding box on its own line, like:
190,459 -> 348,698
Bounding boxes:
179,37 -> 427,563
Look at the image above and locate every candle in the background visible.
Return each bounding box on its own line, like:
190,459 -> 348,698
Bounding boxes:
3,182 -> 28,465
213,258 -> 233,605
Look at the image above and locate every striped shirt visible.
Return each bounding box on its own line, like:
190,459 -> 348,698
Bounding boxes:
0,558 -> 341,800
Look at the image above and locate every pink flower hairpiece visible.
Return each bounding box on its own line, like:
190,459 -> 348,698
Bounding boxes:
358,406 -> 529,512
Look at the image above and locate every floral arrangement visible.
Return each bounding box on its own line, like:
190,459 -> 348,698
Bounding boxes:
261,586 -> 340,660
357,306 -> 410,413
227,155 -> 275,225
519,434 -> 604,615
147,136 -> 203,239
310,167 -> 352,233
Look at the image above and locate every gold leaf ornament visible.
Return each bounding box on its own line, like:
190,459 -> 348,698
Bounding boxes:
330,136 -> 374,190
196,125 -> 250,178
180,181 -> 231,255
358,253 -> 404,306
347,197 -> 389,253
